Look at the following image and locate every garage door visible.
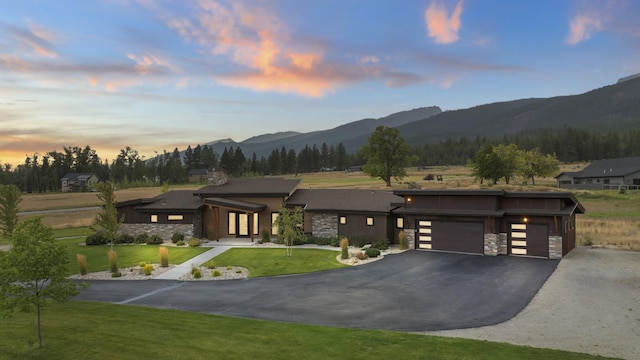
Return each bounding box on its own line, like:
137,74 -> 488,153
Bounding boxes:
509,223 -> 549,258
417,220 -> 484,254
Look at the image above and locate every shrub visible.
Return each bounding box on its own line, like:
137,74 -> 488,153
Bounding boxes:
171,231 -> 184,244
226,265 -> 232,270
138,261 -> 147,267
339,237 -> 349,260
365,248 -> 381,258
398,230 -> 408,250
111,271 -> 122,278
191,267 -> 202,279
77,254 -> 87,275
260,228 -> 271,244
85,230 -> 109,245
348,235 -> 370,248
212,269 -> 222,277
371,239 -> 389,250
356,252 -> 368,260
306,235 -> 340,247
203,259 -> 216,269
135,233 -> 150,244
188,238 -> 201,247
116,233 -> 134,244
108,249 -> 118,273
146,234 -> 164,245
176,240 -> 185,246
143,264 -> 154,276
159,247 -> 169,267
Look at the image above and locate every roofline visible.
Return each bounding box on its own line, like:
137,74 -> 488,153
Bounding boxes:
394,189 -> 505,196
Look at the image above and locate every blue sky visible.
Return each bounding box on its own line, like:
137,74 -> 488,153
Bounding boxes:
1,0 -> 639,166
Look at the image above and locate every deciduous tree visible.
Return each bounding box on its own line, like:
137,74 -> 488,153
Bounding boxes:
360,126 -> 416,186
0,217 -> 81,348
273,207 -> 304,257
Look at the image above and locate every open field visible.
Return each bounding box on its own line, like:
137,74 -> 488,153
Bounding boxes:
0,301 -> 612,360
15,165 -> 640,250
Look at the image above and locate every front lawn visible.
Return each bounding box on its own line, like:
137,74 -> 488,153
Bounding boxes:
0,301 -> 610,360
207,248 -> 347,277
60,238 -> 209,275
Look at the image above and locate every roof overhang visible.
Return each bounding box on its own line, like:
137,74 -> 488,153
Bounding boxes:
203,197 -> 266,212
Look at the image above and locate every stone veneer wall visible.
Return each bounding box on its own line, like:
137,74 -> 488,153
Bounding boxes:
548,236 -> 563,259
312,213 -> 338,237
483,233 -> 499,256
498,233 -> 508,255
119,223 -> 194,242
405,229 -> 416,250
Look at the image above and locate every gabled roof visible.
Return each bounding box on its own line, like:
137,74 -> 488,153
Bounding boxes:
61,173 -> 96,181
285,188 -> 402,214
558,156 -> 640,179
122,190 -> 203,212
194,178 -> 300,197
188,169 -> 209,176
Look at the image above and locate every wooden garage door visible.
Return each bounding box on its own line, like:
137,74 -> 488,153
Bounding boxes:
418,220 -> 484,254
510,223 -> 549,258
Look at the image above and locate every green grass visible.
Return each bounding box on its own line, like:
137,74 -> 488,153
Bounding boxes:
53,227 -> 95,239
574,190 -> 640,218
208,248 -> 347,277
0,301 -> 612,360
61,238 -> 208,274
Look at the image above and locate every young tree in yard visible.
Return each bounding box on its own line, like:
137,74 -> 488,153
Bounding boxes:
0,217 -> 81,348
360,126 -> 416,186
94,181 -> 122,249
273,207 -> 304,257
0,184 -> 22,247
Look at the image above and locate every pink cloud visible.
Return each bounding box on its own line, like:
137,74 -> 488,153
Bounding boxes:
566,13 -> 604,45
425,0 -> 464,44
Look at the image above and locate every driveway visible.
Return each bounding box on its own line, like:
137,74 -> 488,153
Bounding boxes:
74,251 -> 558,331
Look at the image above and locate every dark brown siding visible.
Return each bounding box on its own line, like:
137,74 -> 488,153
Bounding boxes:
338,214 -> 388,241
431,221 -> 484,254
410,195 -> 499,212
501,197 -> 563,211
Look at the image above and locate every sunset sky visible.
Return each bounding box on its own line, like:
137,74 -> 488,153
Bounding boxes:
1,0 -> 639,167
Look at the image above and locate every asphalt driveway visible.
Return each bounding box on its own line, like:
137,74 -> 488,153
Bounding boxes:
73,251 -> 559,331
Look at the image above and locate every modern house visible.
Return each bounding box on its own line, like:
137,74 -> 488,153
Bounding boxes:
284,188 -> 403,242
116,177 -> 584,259
61,173 -> 99,192
393,190 -> 584,259
556,156 -> 640,190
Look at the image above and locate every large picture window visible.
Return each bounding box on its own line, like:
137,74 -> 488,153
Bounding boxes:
271,212 -> 279,235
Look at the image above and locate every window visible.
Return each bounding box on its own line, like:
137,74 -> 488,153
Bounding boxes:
366,217 -> 374,226
228,212 -> 236,235
151,214 -> 158,223
253,212 -> 259,235
271,212 -> 279,235
339,216 -> 347,225
396,217 -> 404,229
168,215 -> 183,221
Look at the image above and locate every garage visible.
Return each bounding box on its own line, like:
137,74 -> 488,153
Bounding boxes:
417,220 -> 484,255
509,223 -> 549,258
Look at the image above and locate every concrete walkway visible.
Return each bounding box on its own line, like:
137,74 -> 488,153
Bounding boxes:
154,246 -> 232,280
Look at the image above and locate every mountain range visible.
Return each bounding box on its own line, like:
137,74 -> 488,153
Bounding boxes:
200,75 -> 640,158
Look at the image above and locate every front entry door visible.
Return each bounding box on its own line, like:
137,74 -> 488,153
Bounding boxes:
229,211 -> 257,237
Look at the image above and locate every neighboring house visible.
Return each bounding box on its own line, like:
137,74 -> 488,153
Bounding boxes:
188,169 -> 209,183
284,189 -> 404,242
393,190 -> 584,259
61,173 -> 99,192
556,156 -> 640,190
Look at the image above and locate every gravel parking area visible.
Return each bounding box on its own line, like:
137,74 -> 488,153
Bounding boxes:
425,247 -> 640,360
